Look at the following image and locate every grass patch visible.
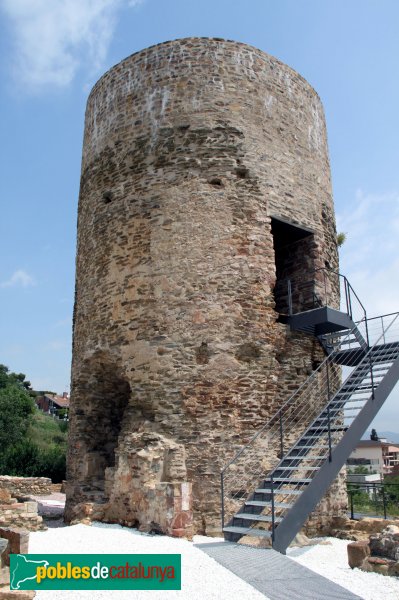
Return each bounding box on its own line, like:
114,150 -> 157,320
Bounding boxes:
28,410 -> 68,451
0,409 -> 70,482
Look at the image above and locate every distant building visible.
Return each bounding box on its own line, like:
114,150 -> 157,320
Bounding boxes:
347,439 -> 399,477
383,443 -> 399,475
36,392 -> 69,418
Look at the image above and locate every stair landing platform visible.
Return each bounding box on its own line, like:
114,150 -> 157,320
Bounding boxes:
195,540 -> 362,600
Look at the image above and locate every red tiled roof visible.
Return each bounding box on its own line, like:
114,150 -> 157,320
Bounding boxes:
44,394 -> 69,408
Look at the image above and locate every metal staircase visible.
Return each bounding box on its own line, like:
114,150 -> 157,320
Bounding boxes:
221,268 -> 399,554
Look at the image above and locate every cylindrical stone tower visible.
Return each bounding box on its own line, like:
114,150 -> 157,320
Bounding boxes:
66,38 -> 344,535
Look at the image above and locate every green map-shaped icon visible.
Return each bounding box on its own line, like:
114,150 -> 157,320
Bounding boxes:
11,555 -> 49,590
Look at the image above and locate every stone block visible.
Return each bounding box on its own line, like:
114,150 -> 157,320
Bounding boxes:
0,477 -> 51,499
0,530 -> 29,568
355,518 -> 397,534
347,541 -> 370,569
0,565 -> 10,587
365,556 -> 395,576
369,527 -> 399,561
23,504 -> 37,515
0,539 -> 8,571
0,491 -> 12,505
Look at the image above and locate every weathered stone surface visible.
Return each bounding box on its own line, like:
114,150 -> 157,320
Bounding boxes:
0,492 -> 11,507
304,469 -> 348,536
0,590 -> 35,600
0,565 -> 9,587
0,504 -> 44,533
355,518 -> 398,534
361,556 -> 396,576
0,529 -> 29,568
329,517 -> 399,543
66,37 -> 344,535
0,539 -> 8,572
0,479 -> 47,532
347,524 -> 399,576
347,541 -> 370,569
369,527 -> 399,561
0,478 -> 52,499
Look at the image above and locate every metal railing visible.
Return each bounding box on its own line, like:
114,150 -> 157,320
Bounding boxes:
347,481 -> 399,520
275,267 -> 367,325
221,311 -> 399,532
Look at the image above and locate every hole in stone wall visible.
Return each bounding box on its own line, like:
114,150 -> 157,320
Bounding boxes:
81,361 -> 131,490
208,177 -> 224,187
195,342 -> 210,364
235,167 -> 249,179
103,191 -> 113,204
271,217 -> 315,315
236,342 -> 261,362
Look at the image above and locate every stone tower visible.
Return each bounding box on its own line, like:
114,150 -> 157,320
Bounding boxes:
66,38 -> 345,535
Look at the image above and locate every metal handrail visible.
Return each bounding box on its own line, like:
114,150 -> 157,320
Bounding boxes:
347,481 -> 399,520
281,267 -> 367,324
221,307 -> 399,531
222,270 -> 367,475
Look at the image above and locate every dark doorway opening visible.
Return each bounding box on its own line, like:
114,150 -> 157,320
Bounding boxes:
271,217 -> 315,315
81,360 -> 131,492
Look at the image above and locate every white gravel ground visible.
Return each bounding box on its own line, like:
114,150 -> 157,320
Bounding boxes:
27,523 -> 399,600
28,523 -> 267,600
287,537 -> 399,600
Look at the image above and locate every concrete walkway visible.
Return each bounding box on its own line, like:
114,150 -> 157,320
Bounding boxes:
195,541 -> 362,600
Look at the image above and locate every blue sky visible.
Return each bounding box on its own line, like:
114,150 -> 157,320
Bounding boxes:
0,0 -> 398,433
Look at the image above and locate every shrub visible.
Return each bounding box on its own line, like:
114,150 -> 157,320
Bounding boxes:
0,439 -> 66,482
58,420 -> 68,434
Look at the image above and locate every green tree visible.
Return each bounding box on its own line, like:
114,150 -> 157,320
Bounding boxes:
0,364 -> 32,391
0,363 -> 66,482
348,465 -> 376,475
0,384 -> 35,453
383,475 -> 399,504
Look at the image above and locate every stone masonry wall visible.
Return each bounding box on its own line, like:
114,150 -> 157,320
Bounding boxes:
66,38 -> 343,534
0,486 -> 44,532
0,477 -> 52,498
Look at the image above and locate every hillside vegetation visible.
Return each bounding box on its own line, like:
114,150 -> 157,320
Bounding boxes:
0,364 -> 67,482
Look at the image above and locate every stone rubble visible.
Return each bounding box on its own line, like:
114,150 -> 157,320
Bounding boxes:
0,486 -> 45,532
347,524 -> 399,576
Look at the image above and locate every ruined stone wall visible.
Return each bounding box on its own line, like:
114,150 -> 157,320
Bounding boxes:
0,486 -> 44,532
0,477 -> 52,498
66,37 -> 343,534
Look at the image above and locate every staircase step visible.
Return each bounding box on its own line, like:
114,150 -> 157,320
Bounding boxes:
339,394 -> 371,400
319,407 -> 360,416
308,426 -> 346,432
300,433 -> 342,440
316,412 -> 358,421
223,526 -> 272,538
235,513 -> 283,523
295,444 -> 330,449
339,384 -> 374,392
287,455 -> 326,460
277,466 -> 320,471
266,478 -> 312,484
255,488 -> 302,495
245,500 -> 293,508
331,399 -> 367,405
